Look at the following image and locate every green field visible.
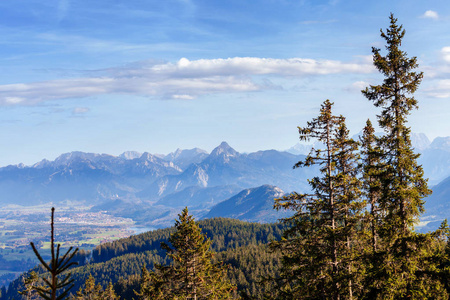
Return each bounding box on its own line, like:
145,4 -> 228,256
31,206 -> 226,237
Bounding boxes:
0,204 -> 138,286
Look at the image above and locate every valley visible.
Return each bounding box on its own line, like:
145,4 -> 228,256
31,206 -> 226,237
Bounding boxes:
0,204 -> 135,286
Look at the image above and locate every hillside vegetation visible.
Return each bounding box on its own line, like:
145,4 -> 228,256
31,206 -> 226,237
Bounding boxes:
2,217 -> 285,299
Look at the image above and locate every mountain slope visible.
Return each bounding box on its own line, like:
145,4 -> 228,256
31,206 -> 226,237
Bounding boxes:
419,137 -> 450,185
423,175 -> 450,220
204,185 -> 291,223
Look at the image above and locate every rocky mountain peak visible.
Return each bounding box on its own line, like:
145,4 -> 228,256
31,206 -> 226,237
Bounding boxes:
54,152 -> 101,165
210,142 -> 238,157
119,151 -> 142,160
411,133 -> 431,151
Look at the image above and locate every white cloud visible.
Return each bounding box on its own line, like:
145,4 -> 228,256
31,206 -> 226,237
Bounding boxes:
442,47 -> 450,63
150,57 -> 373,77
422,10 -> 439,20
426,79 -> 450,98
172,95 -> 195,100
0,57 -> 374,106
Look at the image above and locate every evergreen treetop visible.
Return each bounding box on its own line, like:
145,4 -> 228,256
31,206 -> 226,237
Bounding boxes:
360,14 -> 437,299
139,207 -> 236,299
273,100 -> 364,299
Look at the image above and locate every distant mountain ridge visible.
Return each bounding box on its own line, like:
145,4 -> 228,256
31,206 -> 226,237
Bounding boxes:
140,143 -> 315,202
286,133 -> 450,185
0,142 -> 313,227
1,137 -> 448,229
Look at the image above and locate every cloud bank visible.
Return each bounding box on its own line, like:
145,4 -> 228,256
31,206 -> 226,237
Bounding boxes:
0,57 -> 374,106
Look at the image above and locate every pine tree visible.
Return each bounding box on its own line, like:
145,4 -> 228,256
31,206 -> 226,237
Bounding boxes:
431,220 -> 450,295
19,271 -> 42,300
361,14 -> 439,298
101,282 -> 120,300
134,264 -> 165,300
72,275 -> 103,300
359,119 -> 387,297
333,117 -> 365,299
272,100 -> 363,299
30,207 -> 79,300
359,119 -> 383,254
141,207 -> 236,300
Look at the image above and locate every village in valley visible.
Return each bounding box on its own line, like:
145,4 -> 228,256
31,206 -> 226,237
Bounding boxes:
0,204 -> 135,286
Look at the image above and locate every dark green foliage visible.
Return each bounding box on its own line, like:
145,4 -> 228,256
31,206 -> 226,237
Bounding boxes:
216,244 -> 281,299
360,119 -> 383,254
29,207 -> 79,300
113,275 -> 140,300
134,264 -> 163,300
272,100 -> 364,299
361,14 -> 443,299
71,274 -> 119,300
362,12 -> 429,239
103,282 -> 120,300
72,274 -> 103,300
92,227 -> 174,263
140,207 -> 236,299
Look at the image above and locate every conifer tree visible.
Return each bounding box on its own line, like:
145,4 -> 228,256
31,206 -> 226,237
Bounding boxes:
333,117 -> 365,299
272,100 -> 363,299
359,119 -> 383,254
19,271 -> 42,300
30,207 -> 79,300
135,264 -> 165,300
73,275 -> 104,300
361,14 -> 438,298
101,282 -> 120,300
140,207 -> 236,300
430,220 -> 450,296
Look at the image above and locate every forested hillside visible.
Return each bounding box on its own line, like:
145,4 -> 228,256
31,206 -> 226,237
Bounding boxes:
2,218 -> 285,299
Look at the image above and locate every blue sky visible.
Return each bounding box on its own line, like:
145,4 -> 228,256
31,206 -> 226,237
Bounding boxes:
0,0 -> 449,166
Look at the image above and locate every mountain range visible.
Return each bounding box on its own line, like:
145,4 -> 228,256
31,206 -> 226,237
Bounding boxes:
0,142 -> 314,227
0,134 -> 449,229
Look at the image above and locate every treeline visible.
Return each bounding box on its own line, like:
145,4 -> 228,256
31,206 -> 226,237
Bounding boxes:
2,217 -> 284,299
92,217 -> 284,263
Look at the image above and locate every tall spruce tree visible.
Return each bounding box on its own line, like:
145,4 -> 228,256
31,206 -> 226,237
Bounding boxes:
333,117 -> 365,299
361,14 -> 439,299
140,207 -> 236,300
272,100 -> 363,299
359,119 -> 383,254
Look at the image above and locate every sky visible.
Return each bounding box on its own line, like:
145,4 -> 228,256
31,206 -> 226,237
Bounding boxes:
0,0 -> 449,166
